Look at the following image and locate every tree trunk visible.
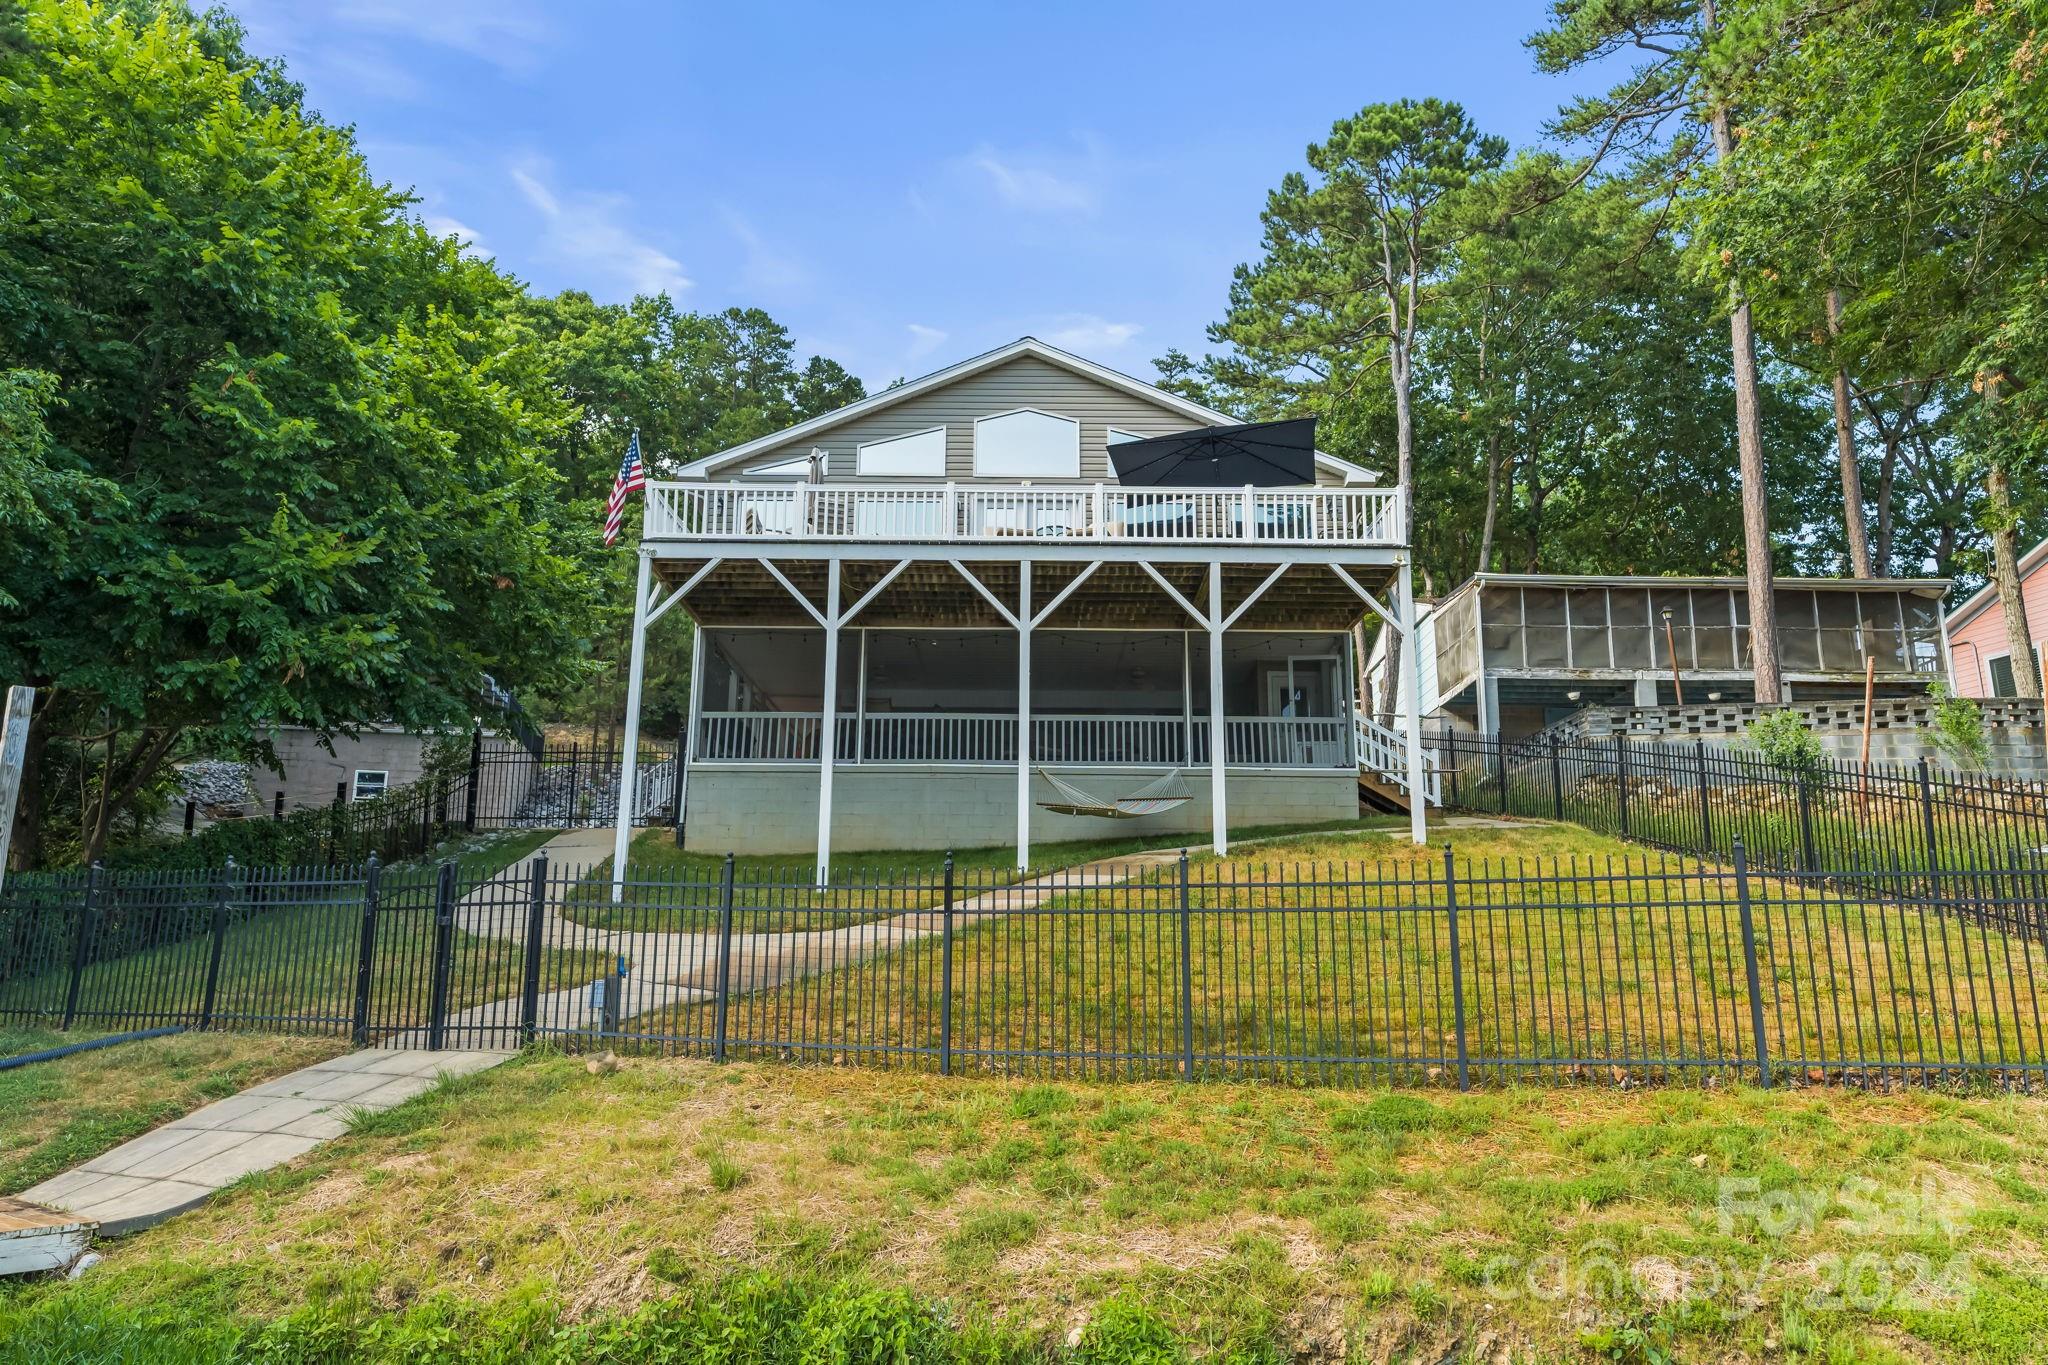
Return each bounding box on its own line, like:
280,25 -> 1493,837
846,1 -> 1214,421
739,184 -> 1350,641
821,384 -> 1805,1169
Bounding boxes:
1875,430 -> 1898,573
80,725 -> 183,864
1825,289 -> 1872,577
1704,36 -> 1782,702
1376,338 -> 1415,722
1476,429 -> 1501,575
1987,462 -> 2039,698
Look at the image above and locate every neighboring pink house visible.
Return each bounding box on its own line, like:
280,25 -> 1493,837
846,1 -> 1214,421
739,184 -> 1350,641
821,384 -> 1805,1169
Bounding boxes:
1947,537 -> 2048,697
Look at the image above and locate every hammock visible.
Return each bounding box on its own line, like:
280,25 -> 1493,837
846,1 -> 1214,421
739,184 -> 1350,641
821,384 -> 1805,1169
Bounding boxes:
1036,768 -> 1193,819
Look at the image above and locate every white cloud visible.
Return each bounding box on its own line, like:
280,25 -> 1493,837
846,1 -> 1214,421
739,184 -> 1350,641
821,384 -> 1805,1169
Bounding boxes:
721,207 -> 806,293
423,214 -> 489,256
962,143 -> 1100,215
321,0 -> 552,73
510,159 -> 691,299
905,323 -> 948,360
1043,315 -> 1143,353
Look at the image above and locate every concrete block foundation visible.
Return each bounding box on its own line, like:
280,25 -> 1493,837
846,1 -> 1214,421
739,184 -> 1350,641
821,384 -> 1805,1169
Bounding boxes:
679,765 -> 1359,855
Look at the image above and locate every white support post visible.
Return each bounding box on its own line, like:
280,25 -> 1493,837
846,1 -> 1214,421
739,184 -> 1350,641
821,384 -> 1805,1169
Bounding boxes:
611,552 -> 655,902
673,623 -> 705,847
1016,559 -> 1033,871
1208,567 -> 1228,856
1397,558 -> 1428,845
815,558 -> 842,887
855,629 -> 868,764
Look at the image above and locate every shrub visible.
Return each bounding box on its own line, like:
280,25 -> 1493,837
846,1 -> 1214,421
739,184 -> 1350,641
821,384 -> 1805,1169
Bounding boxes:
1742,708 -> 1825,779
1926,681 -> 1990,770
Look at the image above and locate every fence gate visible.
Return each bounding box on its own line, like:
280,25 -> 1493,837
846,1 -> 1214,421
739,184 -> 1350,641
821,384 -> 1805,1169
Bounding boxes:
468,737 -> 680,831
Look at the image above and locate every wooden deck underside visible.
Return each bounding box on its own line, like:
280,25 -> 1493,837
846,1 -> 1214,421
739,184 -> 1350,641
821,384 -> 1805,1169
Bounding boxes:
652,558 -> 1398,631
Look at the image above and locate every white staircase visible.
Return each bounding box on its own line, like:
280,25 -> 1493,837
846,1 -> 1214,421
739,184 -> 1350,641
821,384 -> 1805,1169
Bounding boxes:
1354,710 -> 1441,809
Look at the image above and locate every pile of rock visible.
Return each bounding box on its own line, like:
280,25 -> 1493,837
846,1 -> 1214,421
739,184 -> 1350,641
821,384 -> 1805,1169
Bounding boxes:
177,759 -> 255,816
511,758 -> 676,826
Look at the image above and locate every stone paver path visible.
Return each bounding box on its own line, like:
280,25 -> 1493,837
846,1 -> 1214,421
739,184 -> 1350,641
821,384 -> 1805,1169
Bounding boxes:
18,1047 -> 507,1235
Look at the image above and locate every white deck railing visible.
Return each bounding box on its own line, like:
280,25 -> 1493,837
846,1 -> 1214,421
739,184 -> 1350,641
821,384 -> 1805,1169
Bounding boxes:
694,712 -> 1356,769
647,482 -> 1402,547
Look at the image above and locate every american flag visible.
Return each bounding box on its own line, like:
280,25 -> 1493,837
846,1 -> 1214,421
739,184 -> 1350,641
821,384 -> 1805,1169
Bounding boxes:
603,432 -> 646,546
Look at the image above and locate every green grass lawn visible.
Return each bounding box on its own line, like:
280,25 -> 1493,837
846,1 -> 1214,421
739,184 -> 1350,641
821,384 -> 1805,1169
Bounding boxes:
5,1049 -> 2044,1361
596,820 -> 2048,1085
556,818 -> 1403,934
0,1027 -> 346,1196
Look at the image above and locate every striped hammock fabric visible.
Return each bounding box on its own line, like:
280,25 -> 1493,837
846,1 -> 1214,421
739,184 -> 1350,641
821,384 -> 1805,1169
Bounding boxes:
1035,768 -> 1193,819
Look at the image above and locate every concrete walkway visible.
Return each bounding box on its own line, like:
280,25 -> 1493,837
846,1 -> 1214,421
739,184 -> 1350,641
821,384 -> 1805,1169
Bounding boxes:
428,829 -> 1185,1047
18,1047 -> 507,1235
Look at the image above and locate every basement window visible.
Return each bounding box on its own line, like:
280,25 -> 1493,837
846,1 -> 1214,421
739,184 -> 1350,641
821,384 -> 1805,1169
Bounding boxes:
352,770 -> 389,800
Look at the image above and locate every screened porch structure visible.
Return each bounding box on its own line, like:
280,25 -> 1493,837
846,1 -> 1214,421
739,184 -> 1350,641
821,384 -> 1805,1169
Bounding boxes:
1430,574 -> 1955,740
606,480 -> 1423,885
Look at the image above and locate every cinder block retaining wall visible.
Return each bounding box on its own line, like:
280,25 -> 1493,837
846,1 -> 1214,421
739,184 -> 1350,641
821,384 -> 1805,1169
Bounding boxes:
1536,699 -> 2047,779
680,766 -> 1359,854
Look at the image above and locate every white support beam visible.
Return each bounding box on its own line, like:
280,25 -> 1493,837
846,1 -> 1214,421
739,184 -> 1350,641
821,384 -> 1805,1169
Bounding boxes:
946,559 -> 1022,629
837,559 -> 913,626
1397,558 -> 1428,845
1327,564 -> 1399,633
758,558 -> 830,628
648,556 -> 725,627
1016,559 -> 1033,871
1137,560 -> 1212,628
1220,562 -> 1293,631
1028,560 -> 1103,629
1207,566 -> 1228,856
610,552 -> 655,902
673,623 -> 705,846
815,559 -> 843,885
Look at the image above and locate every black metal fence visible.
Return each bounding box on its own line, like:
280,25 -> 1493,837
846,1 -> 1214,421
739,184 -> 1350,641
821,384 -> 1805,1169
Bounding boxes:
8,845 -> 2048,1088
1436,729 -> 2048,883
159,734 -> 680,871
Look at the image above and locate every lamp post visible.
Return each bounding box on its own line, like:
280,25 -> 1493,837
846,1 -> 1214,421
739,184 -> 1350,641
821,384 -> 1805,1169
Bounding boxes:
1660,608 -> 1686,706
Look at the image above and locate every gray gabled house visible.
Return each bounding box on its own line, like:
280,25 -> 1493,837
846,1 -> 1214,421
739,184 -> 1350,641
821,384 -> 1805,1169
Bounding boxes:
604,337 -> 1430,882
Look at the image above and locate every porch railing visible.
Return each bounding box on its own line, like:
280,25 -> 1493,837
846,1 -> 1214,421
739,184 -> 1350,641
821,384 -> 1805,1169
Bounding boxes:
645,482 -> 1403,547
694,712 -> 1356,769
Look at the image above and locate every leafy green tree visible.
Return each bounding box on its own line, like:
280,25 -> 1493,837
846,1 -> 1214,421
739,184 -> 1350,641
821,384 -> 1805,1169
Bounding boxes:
0,0 -> 596,865
1693,0 -> 2048,692
1530,0 -> 1792,700
520,293 -> 864,747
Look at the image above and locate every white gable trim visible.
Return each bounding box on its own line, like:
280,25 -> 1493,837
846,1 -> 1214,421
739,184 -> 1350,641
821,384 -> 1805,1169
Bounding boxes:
676,335 -> 1375,484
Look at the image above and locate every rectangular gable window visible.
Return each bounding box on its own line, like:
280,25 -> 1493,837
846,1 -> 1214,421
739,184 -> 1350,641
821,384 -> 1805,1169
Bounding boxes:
742,454 -> 815,478
353,770 -> 389,800
857,427 -> 946,477
974,409 -> 1080,478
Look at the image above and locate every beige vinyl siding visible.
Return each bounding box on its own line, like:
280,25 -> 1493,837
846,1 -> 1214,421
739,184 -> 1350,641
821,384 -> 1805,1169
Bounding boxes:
724,355 -> 1199,483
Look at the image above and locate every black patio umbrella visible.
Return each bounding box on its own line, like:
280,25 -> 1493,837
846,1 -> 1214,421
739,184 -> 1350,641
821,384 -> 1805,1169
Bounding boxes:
1107,417 -> 1317,487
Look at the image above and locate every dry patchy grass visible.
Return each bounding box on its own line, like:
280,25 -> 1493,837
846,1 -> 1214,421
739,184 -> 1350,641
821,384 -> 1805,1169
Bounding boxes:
59,1048 -> 2048,1360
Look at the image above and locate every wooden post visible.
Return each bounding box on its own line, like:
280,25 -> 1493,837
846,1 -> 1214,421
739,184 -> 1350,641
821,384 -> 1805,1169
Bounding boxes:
1859,655 -> 1876,817
1661,609 -> 1685,706
0,686 -> 33,885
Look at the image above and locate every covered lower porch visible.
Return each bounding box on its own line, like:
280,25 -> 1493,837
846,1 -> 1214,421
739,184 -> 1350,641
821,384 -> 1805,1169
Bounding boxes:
693,627 -> 1357,770
611,544 -> 1426,883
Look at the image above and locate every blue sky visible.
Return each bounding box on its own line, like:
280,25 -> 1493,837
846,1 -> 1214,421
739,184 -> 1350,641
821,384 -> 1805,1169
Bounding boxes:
236,1 -> 1608,389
